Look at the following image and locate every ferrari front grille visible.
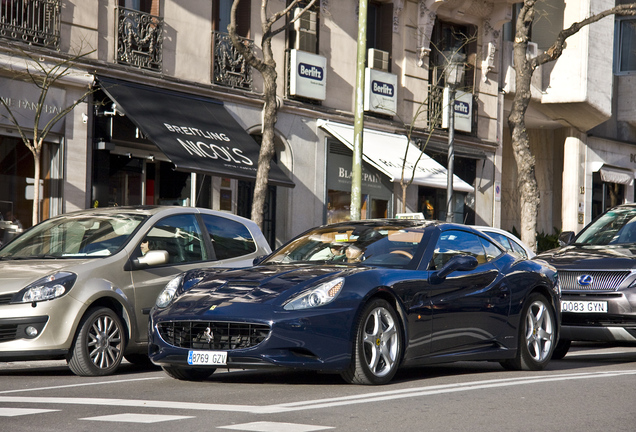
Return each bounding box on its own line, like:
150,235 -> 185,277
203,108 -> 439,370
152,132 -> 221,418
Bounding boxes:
157,321 -> 270,350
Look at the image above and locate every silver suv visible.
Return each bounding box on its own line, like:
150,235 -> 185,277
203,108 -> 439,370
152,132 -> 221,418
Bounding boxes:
0,206 -> 270,376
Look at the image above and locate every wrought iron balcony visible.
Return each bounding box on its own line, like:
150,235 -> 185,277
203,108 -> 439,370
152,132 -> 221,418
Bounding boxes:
428,84 -> 444,131
0,0 -> 60,49
116,6 -> 163,71
212,31 -> 253,90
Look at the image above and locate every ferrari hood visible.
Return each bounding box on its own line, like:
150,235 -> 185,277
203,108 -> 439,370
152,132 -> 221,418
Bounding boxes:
164,264 -> 362,315
536,244 -> 636,270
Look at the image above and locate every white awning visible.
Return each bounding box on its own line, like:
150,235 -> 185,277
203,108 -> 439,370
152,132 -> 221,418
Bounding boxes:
318,120 -> 474,193
598,165 -> 634,186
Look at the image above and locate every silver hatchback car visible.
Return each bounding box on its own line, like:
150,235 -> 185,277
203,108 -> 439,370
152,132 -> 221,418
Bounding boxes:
0,206 -> 271,376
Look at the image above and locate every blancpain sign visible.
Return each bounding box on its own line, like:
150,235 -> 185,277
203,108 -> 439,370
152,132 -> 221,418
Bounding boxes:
290,49 -> 327,100
364,68 -> 398,116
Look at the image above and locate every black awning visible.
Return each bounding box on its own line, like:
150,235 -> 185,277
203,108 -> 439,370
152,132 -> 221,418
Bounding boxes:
98,77 -> 294,188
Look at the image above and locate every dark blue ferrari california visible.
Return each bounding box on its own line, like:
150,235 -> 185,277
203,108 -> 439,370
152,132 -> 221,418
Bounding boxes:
148,220 -> 560,385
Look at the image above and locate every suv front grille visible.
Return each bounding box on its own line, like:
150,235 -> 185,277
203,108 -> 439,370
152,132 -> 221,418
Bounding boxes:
559,270 -> 631,292
157,321 -> 270,350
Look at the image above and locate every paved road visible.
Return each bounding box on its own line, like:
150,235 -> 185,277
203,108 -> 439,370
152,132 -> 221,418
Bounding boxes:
1,343 -> 636,432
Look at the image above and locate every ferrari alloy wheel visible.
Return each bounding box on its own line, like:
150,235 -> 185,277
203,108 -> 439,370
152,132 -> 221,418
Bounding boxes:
501,293 -> 556,371
342,298 -> 402,385
68,307 -> 125,376
162,366 -> 216,381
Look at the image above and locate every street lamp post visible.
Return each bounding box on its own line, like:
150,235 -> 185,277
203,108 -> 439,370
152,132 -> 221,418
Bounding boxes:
443,51 -> 465,223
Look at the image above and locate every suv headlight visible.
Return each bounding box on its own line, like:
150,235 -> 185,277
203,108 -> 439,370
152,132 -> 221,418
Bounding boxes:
284,278 -> 344,310
12,272 -> 77,303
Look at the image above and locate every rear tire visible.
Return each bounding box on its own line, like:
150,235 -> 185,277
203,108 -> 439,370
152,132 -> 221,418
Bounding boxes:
501,293 -> 556,371
162,366 -> 216,381
551,339 -> 571,360
68,307 -> 125,376
341,299 -> 402,385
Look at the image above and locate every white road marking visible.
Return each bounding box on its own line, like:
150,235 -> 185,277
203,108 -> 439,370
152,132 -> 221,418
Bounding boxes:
2,370 -> 635,415
0,376 -> 163,394
0,407 -> 58,417
218,421 -> 334,431
81,413 -> 193,423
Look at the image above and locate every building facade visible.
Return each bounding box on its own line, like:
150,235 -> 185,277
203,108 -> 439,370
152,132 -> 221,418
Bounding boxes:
500,0 -> 636,240
1,0 -> 521,248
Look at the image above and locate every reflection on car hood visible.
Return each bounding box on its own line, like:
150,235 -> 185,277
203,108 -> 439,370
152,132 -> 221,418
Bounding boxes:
536,244 -> 636,270
0,259 -> 92,294
167,264 -> 362,315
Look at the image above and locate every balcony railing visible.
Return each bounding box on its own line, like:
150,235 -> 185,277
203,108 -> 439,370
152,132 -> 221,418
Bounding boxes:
0,0 -> 60,49
116,6 -> 163,71
212,31 -> 253,90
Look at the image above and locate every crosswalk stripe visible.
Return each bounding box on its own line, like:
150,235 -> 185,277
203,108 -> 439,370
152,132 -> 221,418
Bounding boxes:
0,408 -> 59,417
218,421 -> 334,432
80,413 -> 194,423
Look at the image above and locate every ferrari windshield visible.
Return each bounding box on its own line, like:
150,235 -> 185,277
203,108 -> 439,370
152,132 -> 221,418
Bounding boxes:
576,207 -> 636,245
265,224 -> 425,267
0,212 -> 147,259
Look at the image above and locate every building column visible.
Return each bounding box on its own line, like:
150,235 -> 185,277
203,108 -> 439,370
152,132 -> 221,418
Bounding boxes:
561,131 -> 587,233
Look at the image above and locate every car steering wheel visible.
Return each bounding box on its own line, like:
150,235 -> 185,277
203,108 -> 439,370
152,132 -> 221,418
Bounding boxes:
390,250 -> 413,259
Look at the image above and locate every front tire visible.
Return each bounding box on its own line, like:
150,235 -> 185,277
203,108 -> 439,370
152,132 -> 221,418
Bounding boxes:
551,339 -> 571,360
501,293 -> 556,371
341,299 -> 402,385
68,307 -> 125,376
162,366 -> 216,381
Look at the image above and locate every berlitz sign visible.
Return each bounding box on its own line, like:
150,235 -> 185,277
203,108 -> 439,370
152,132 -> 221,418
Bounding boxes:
442,89 -> 473,133
364,68 -> 398,116
290,49 -> 327,100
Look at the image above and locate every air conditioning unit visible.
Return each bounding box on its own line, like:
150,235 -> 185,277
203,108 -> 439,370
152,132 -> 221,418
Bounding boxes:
293,8 -> 317,52
511,41 -> 539,66
368,48 -> 389,72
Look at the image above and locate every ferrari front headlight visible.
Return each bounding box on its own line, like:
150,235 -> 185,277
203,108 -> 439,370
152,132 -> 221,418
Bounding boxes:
284,277 -> 344,310
156,274 -> 184,308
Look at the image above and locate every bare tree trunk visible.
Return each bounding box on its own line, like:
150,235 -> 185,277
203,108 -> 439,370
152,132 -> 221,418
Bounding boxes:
32,148 -> 41,226
509,1 -> 539,251
251,64 -> 277,228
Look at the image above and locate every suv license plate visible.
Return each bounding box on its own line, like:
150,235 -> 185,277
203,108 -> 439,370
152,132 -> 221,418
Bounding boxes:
561,300 -> 608,313
187,351 -> 227,366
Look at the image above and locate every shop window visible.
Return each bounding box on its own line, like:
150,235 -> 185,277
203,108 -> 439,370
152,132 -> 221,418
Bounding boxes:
615,17 -> 636,74
0,135 -> 56,231
592,172 -> 625,219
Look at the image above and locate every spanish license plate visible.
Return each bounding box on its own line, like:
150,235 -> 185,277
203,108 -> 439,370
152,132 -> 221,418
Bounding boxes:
561,300 -> 608,313
187,350 -> 227,366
